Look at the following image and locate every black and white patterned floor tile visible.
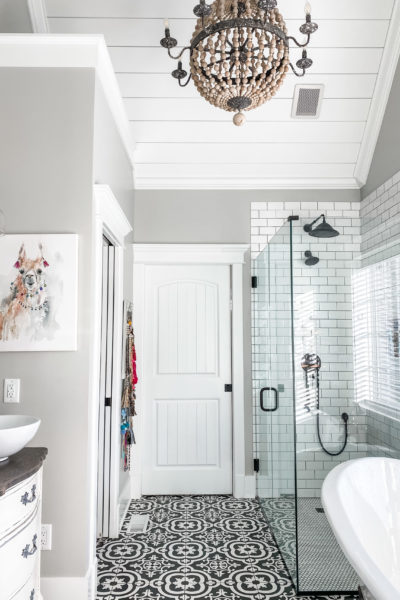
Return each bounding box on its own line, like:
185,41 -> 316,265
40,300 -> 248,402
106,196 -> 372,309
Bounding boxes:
97,496 -> 357,600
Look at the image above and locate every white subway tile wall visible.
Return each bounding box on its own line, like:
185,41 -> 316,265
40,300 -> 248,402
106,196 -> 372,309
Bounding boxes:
251,200 -> 367,499
361,169 -> 400,457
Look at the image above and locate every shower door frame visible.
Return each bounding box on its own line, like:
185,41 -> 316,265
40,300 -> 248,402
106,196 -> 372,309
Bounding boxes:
254,215 -> 356,597
253,216 -> 299,586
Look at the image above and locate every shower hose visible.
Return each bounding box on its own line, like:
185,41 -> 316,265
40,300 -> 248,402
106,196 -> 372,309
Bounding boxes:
316,410 -> 349,456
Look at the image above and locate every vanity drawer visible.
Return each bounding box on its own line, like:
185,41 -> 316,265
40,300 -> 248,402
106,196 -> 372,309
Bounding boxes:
0,506 -> 40,600
0,472 -> 41,536
9,571 -> 37,600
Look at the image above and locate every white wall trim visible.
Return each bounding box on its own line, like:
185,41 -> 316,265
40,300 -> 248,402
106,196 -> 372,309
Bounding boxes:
243,475 -> 256,499
118,476 -> 132,529
134,178 -> 361,191
0,35 -> 134,167
41,577 -> 88,600
354,2 -> 400,186
133,244 -> 248,265
88,185 -> 132,576
27,0 -> 49,32
133,243 -> 249,499
94,185 -> 132,245
130,257 -> 144,500
41,558 -> 96,600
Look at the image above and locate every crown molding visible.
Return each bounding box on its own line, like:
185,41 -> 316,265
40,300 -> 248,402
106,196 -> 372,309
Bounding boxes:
354,1 -> 400,187
134,177 -> 361,190
27,0 -> 49,33
0,35 -> 134,168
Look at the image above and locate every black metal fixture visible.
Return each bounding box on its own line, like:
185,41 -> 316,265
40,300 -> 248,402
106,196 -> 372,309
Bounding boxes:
303,214 -> 340,238
160,1 -> 318,125
301,354 -> 349,456
260,386 -> 279,412
304,250 -> 319,266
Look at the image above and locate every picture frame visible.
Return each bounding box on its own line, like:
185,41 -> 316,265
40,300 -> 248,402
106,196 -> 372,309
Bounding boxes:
0,234 -> 78,351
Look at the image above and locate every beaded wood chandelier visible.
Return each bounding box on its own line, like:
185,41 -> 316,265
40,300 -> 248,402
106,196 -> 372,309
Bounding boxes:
160,0 -> 318,125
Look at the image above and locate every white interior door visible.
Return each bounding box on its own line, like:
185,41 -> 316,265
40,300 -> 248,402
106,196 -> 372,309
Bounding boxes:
142,264 -> 233,495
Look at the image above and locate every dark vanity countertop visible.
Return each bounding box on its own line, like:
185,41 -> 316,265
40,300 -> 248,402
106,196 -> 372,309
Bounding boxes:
0,447 -> 48,496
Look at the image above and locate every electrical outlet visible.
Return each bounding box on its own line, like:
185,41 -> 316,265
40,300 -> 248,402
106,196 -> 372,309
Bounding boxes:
3,379 -> 20,403
41,524 -> 52,550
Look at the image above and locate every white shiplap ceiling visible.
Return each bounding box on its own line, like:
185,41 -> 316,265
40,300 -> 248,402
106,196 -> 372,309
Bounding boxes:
44,0 -> 400,190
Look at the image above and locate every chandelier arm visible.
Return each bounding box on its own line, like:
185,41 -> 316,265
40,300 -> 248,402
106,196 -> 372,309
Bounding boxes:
289,62 -> 306,77
178,73 -> 192,88
285,34 -> 311,48
167,46 -> 191,60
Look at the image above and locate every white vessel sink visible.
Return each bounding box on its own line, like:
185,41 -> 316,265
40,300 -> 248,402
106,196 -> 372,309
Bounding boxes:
0,415 -> 41,462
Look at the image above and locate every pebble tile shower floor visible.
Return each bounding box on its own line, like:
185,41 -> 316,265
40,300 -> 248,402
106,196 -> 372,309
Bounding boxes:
97,496 -> 357,600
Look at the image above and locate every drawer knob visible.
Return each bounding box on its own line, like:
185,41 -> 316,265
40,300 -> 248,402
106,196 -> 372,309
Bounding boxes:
21,485 -> 37,506
21,534 -> 38,559
30,590 -> 35,600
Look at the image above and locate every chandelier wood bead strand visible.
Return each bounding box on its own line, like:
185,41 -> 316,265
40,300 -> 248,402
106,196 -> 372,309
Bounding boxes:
160,0 -> 318,125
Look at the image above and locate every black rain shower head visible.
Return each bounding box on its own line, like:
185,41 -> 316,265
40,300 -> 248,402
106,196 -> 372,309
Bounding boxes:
303,214 -> 340,238
304,251 -> 319,266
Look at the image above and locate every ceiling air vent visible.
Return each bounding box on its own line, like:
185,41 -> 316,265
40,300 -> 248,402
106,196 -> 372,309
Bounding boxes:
292,84 -> 324,119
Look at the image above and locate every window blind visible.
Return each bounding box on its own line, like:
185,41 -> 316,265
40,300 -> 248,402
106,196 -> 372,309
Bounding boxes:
352,255 -> 400,416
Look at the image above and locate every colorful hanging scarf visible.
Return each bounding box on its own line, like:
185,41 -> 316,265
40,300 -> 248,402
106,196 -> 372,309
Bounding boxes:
121,305 -> 137,471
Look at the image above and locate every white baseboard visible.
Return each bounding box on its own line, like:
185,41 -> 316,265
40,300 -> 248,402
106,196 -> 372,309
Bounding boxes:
118,499 -> 130,530
41,559 -> 97,600
233,474 -> 256,498
41,577 -> 88,600
130,466 -> 142,499
118,476 -> 132,529
244,475 -> 256,498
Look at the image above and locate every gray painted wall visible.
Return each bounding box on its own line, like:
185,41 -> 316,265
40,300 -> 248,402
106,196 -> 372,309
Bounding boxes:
0,67 -> 134,581
133,188 -> 360,476
0,0 -> 32,32
363,58 -> 400,197
0,67 -> 95,578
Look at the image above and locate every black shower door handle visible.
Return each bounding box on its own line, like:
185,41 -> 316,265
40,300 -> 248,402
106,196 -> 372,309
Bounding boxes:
260,387 -> 279,412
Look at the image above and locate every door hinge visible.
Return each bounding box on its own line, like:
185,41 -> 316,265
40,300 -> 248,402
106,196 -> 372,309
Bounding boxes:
252,276 -> 258,289
105,397 -> 111,407
224,384 -> 232,392
254,458 -> 260,473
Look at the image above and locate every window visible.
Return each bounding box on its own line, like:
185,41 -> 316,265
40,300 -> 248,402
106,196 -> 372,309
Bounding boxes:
352,255 -> 400,418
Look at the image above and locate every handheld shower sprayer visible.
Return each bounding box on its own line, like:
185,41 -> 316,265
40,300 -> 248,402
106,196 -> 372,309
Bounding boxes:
301,354 -> 349,456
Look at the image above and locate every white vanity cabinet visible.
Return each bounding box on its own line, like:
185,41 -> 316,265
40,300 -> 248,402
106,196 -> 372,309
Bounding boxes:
0,449 -> 47,600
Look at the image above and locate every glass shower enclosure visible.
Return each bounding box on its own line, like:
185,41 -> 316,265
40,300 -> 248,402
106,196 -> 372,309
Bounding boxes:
252,217 -> 360,596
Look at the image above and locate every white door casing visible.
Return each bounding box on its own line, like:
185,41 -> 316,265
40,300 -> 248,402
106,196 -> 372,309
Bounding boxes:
133,244 -> 251,499
143,265 -> 232,495
89,184 -> 132,573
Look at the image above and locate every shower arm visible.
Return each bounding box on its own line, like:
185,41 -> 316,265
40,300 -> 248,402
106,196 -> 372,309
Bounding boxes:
303,214 -> 325,233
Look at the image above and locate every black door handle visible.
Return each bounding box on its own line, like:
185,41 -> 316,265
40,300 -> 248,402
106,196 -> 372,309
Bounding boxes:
260,387 -> 279,412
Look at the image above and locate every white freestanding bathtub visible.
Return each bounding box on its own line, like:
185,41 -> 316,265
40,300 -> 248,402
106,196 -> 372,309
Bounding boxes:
322,458 -> 400,600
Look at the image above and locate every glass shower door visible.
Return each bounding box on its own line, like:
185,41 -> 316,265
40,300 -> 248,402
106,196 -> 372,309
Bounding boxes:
253,219 -> 297,584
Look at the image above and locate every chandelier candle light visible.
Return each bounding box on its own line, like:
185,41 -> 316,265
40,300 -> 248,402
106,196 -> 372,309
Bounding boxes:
160,0 -> 318,125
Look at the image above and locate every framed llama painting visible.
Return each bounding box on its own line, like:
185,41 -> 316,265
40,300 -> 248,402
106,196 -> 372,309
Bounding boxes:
0,234 -> 78,351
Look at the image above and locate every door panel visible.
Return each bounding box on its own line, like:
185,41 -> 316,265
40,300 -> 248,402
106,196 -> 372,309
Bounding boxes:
97,241 -> 115,539
143,265 -> 232,495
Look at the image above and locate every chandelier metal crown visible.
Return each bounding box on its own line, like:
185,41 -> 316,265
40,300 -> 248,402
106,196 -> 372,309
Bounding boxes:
160,0 -> 318,125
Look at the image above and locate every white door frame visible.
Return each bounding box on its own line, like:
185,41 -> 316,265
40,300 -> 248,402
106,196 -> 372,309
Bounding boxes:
133,244 -> 250,499
88,184 -> 132,571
